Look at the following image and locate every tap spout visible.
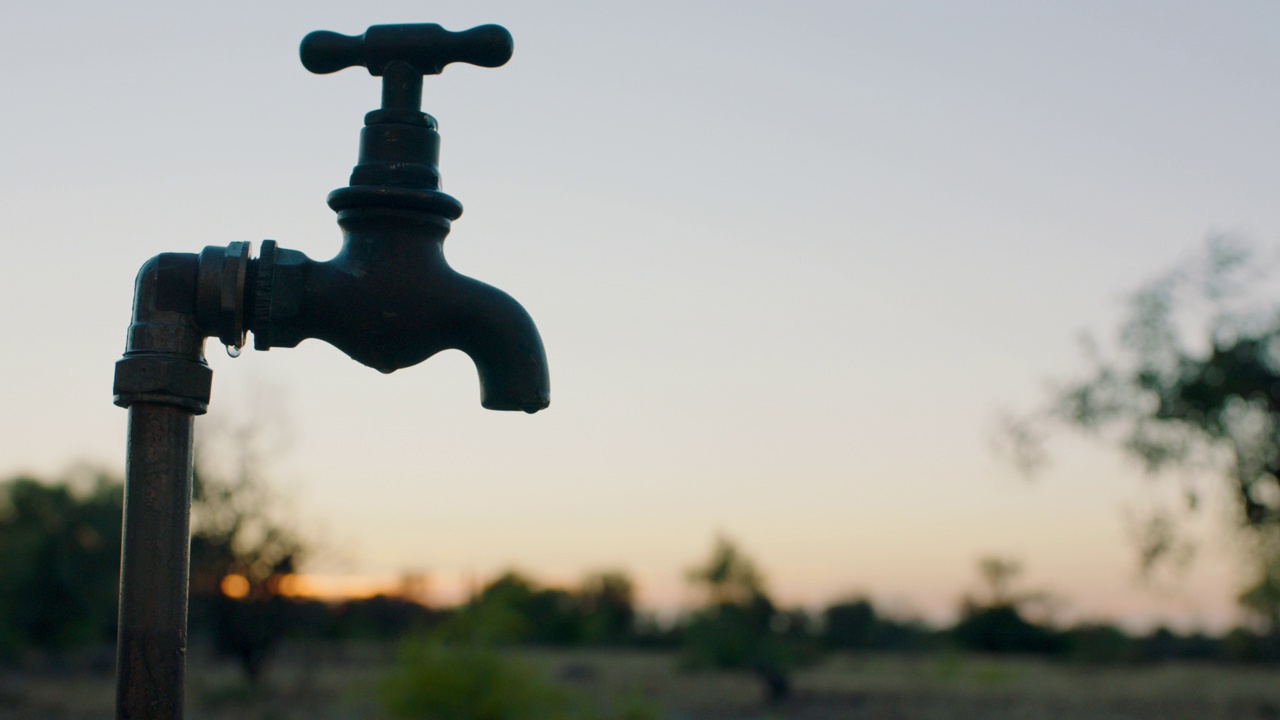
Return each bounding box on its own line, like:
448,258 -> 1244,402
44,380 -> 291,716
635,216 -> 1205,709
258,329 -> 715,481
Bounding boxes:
250,206 -> 550,413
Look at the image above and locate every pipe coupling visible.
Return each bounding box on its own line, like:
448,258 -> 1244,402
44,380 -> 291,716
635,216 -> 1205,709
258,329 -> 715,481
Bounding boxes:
113,356 -> 212,414
196,242 -> 250,350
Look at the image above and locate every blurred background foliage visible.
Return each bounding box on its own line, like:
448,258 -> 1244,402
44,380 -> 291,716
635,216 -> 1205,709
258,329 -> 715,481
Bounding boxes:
1011,238 -> 1280,638
0,471 -> 121,659
3,471 -> 1280,677
5,471 -> 1280,720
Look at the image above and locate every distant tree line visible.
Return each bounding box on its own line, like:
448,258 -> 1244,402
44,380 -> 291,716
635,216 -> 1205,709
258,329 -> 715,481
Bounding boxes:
4,473 -> 1280,682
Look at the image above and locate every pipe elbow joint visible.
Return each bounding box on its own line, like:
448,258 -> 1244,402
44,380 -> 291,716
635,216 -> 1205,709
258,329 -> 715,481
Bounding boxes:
114,253 -> 213,413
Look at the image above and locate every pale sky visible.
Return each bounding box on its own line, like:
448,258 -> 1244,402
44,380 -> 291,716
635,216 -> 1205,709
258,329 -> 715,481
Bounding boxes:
3,1 -> 1279,629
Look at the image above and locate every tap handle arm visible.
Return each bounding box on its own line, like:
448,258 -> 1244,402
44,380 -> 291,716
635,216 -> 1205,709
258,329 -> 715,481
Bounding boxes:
301,23 -> 513,76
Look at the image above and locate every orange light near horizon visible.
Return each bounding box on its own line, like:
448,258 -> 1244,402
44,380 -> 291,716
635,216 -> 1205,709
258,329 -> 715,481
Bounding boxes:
274,574 -> 428,603
220,574 -> 250,599
276,574 -> 301,596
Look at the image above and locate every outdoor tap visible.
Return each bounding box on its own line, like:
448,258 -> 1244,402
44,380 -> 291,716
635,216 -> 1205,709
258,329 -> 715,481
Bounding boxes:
247,23 -> 550,412
117,24 -> 548,415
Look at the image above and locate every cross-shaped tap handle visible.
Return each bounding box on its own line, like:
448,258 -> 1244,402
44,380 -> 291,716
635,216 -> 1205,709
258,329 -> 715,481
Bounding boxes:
300,23 -> 513,77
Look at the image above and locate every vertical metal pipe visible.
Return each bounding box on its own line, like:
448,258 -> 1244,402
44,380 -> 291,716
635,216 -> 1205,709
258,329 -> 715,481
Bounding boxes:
116,403 -> 194,720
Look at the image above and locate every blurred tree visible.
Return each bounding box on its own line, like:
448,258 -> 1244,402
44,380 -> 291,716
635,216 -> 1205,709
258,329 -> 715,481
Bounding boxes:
1010,238 -> 1280,620
952,605 -> 1062,655
1238,537 -> 1280,634
683,536 -> 805,704
1222,625 -> 1280,663
188,463 -> 303,603
975,557 -> 1023,608
822,597 -> 938,652
686,537 -> 764,607
952,556 -> 1063,656
187,419 -> 308,682
576,571 -> 636,645
822,599 -> 878,650
0,472 -> 122,658
1059,623 -> 1138,664
458,572 -> 529,643
445,569 -> 637,647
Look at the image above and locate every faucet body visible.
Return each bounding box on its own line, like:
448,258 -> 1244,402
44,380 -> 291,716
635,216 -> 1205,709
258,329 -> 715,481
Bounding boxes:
111,24 -> 547,719
253,207 -> 550,411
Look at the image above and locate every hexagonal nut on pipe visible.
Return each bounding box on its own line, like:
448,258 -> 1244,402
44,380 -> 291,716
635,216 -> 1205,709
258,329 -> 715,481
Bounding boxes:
197,242 -> 250,350
113,355 -> 213,414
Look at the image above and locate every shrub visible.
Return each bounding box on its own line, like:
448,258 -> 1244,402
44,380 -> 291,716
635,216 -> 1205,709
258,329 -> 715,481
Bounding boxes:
380,642 -> 570,720
951,605 -> 1065,655
379,638 -> 657,720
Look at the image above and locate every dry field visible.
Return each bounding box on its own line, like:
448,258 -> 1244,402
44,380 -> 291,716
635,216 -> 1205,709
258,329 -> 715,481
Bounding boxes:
3,643 -> 1280,720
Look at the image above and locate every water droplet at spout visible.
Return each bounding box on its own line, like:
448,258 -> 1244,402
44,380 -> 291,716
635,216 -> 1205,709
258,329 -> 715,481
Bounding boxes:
226,344 -> 242,358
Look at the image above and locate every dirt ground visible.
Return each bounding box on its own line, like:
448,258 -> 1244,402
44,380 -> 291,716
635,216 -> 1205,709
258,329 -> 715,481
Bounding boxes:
3,643 -> 1280,720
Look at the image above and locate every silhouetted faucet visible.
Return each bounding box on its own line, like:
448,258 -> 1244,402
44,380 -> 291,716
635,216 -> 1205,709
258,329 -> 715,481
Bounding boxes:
111,24 -> 547,720
256,24 -> 550,410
